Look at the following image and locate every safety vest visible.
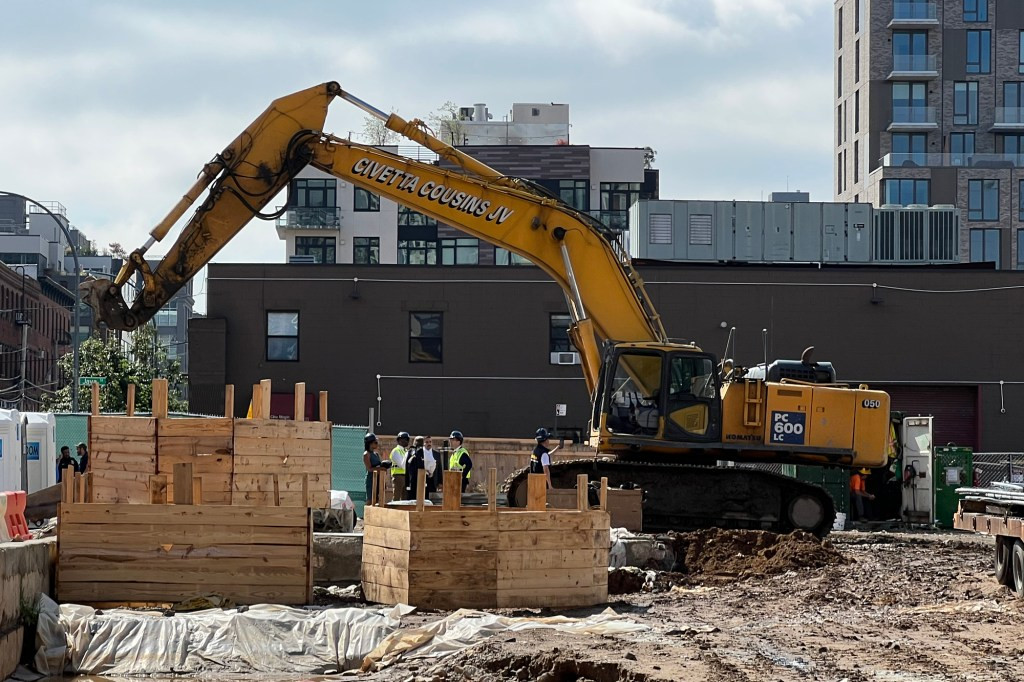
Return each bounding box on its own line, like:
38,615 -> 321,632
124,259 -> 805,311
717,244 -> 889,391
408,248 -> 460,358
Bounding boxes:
449,446 -> 471,479
390,445 -> 407,475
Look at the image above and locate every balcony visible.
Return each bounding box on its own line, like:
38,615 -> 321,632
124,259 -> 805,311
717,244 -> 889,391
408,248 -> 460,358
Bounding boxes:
992,107 -> 1024,130
881,152 -> 1024,168
889,1 -> 938,26
275,206 -> 341,230
888,54 -> 938,79
888,106 -> 938,131
590,210 -> 629,232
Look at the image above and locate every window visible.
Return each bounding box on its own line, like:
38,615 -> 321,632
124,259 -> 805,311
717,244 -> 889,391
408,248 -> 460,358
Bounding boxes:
855,0 -> 862,32
398,239 -> 437,265
409,312 -> 442,363
353,236 -> 379,264
970,229 -> 1000,267
1002,134 -> 1024,161
854,90 -> 860,133
892,82 -> 926,123
1005,83 -> 1024,123
398,205 -> 436,227
537,179 -> 589,211
950,132 -> 975,165
837,56 -> 842,97
883,179 -> 929,205
893,31 -> 928,71
353,187 -> 380,212
853,141 -> 860,183
968,179 -> 999,221
440,238 -> 479,265
599,182 -> 641,231
295,236 -> 335,264
266,311 -> 299,362
291,179 -> 336,208
837,106 -> 843,145
153,308 -> 178,328
837,7 -> 842,45
1018,228 -> 1024,269
964,0 -> 987,22
892,133 -> 927,164
1020,181 -> 1024,220
549,314 -> 573,353
495,248 -> 532,266
855,40 -> 860,83
1019,31 -> 1024,73
842,149 -> 847,192
967,30 -> 991,73
953,82 -> 978,125
843,101 -> 847,142
837,153 -> 843,195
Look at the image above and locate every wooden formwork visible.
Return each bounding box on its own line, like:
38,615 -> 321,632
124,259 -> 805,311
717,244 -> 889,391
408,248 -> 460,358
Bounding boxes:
85,378 -> 331,509
57,476 -> 312,605
361,470 -> 611,610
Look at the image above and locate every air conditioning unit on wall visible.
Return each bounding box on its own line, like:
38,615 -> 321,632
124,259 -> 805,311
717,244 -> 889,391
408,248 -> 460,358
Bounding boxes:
550,351 -> 581,365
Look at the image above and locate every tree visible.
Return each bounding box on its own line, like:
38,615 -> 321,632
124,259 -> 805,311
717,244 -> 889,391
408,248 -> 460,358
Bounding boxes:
362,115 -> 398,146
43,325 -> 187,413
429,101 -> 468,146
107,242 -> 127,258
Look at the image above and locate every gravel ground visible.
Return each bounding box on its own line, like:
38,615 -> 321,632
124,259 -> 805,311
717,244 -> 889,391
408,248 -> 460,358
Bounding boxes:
369,530 -> 1023,682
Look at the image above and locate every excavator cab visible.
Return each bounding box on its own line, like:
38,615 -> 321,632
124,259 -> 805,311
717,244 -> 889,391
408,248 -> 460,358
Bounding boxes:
600,345 -> 722,444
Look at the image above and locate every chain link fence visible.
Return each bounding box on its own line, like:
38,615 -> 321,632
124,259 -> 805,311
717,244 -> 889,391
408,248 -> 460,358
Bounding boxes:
972,453 -> 1024,487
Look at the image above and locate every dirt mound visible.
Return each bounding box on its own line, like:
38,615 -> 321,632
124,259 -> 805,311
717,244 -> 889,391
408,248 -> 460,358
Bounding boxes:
663,528 -> 848,579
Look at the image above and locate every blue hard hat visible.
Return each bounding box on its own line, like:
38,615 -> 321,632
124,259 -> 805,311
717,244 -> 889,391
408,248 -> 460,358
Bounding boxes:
364,432 -> 378,445
535,427 -> 551,442
450,430 -> 464,441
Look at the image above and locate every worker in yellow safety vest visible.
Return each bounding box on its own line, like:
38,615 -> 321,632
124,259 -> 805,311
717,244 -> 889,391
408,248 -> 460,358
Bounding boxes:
447,430 -> 473,492
390,431 -> 410,501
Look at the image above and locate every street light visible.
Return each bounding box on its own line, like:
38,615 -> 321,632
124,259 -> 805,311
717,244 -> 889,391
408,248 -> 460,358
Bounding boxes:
0,192 -> 81,411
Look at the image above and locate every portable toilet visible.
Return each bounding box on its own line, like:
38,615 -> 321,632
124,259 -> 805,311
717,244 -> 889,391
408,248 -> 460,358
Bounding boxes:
22,412 -> 56,494
0,409 -> 22,491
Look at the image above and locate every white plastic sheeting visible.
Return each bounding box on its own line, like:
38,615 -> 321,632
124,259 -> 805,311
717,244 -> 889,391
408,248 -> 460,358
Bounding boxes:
34,595 -> 411,676
361,607 -> 649,672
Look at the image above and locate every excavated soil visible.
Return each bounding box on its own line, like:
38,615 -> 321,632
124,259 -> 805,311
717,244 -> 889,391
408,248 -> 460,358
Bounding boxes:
368,530 -> 1022,682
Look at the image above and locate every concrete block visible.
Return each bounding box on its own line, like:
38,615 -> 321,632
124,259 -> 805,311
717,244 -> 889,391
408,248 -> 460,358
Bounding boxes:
313,533 -> 363,585
0,626 -> 23,680
0,539 -> 54,632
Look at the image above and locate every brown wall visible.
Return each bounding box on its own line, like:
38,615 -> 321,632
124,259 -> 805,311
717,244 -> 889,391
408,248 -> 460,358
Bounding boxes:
193,262 -> 1024,450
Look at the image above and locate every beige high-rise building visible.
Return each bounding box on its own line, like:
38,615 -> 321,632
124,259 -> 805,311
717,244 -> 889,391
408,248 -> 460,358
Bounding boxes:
835,0 -> 1024,268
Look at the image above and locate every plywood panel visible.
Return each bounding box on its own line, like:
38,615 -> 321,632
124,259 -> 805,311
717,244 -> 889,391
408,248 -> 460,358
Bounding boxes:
233,419 -> 331,441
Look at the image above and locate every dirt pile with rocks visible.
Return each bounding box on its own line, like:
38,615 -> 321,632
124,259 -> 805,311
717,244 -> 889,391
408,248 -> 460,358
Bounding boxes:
665,528 -> 849,578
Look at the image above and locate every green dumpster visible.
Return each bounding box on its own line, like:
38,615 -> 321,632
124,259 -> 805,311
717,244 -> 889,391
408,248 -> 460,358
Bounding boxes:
933,446 -> 973,529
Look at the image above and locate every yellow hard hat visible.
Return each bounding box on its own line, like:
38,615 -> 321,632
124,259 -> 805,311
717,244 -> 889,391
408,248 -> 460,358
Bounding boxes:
859,468 -> 871,475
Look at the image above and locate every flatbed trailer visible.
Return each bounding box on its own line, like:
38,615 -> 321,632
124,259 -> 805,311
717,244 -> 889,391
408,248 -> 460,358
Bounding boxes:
954,495 -> 1024,597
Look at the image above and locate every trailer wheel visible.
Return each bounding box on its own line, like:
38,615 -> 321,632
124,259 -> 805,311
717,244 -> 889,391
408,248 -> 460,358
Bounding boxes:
995,537 -> 1013,586
1012,540 -> 1024,599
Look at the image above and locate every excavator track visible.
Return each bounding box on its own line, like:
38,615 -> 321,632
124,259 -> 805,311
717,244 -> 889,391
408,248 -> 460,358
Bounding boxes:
503,458 -> 836,538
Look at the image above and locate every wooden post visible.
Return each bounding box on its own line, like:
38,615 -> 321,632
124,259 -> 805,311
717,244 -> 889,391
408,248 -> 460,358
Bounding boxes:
149,474 -> 168,504
251,383 -> 262,419
224,384 -> 234,418
258,379 -> 272,419
370,471 -> 378,506
527,473 -> 547,511
415,469 -> 426,512
318,391 -> 329,423
75,472 -> 85,503
301,473 -> 309,507
84,472 -> 93,503
192,477 -> 203,505
293,382 -> 306,422
442,471 -> 462,510
273,474 -> 281,506
487,468 -> 497,514
90,381 -> 100,416
126,383 -> 136,417
151,378 -> 169,419
599,477 -> 609,511
377,469 -> 387,507
61,466 -> 75,503
172,463 -> 194,504
576,474 -> 589,512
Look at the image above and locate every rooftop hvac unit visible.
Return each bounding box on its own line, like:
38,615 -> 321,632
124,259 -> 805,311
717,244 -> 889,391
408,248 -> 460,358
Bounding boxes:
880,204 -> 902,210
907,204 -> 928,209
458,107 -> 474,121
932,204 -> 956,210
550,351 -> 581,366
288,255 -> 317,264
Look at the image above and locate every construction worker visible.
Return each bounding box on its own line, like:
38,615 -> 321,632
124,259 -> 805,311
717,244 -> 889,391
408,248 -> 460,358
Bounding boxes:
448,430 -> 473,492
390,432 -> 410,501
531,428 -> 559,489
850,468 -> 875,521
404,436 -> 427,499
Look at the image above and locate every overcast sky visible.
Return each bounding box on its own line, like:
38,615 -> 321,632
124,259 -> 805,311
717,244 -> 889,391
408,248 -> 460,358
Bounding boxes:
0,0 -> 830,312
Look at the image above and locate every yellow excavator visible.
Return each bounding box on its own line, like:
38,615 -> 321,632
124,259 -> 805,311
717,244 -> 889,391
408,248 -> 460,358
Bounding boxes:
83,82 -> 890,536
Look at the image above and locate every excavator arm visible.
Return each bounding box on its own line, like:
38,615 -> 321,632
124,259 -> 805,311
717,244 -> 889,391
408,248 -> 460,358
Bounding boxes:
84,82 -> 666,394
